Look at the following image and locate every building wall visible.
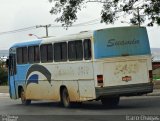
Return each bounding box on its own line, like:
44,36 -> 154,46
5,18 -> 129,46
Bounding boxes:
153,67 -> 160,80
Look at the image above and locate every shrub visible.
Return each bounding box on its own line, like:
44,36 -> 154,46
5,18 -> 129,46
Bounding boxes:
0,67 -> 8,85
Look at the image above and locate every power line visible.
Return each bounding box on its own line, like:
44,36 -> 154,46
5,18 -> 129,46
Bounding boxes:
50,18 -> 101,27
0,18 -> 102,36
0,26 -> 36,35
72,18 -> 100,26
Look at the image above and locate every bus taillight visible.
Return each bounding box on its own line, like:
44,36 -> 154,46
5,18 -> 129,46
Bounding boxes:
97,75 -> 103,87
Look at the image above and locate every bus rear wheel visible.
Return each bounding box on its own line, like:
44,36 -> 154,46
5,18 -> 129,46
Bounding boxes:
61,88 -> 71,108
101,97 -> 120,108
20,89 -> 31,105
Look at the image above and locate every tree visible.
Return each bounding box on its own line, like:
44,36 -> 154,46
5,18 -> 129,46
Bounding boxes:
49,0 -> 160,27
0,60 -> 8,85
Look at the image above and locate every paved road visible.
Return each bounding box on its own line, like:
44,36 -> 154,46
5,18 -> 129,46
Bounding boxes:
0,95 -> 160,121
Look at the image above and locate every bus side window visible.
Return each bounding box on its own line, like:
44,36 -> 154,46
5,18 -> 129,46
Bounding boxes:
9,54 -> 17,76
54,43 -> 61,62
17,48 -> 23,64
68,40 -> 83,61
68,41 -> 76,61
28,46 -> 34,63
23,47 -> 28,64
61,42 -> 67,61
28,46 -> 40,63
47,44 -> 53,62
76,40 -> 83,60
83,39 -> 91,60
34,46 -> 40,63
40,44 -> 53,63
54,42 -> 67,62
40,45 -> 47,62
17,47 -> 28,64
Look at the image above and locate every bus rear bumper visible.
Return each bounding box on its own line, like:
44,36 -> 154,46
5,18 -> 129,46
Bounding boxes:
95,83 -> 153,99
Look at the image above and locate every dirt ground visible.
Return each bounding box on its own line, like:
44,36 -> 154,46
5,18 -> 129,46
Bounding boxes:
0,86 -> 9,93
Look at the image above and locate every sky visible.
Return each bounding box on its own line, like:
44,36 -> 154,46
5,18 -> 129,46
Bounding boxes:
0,0 -> 159,50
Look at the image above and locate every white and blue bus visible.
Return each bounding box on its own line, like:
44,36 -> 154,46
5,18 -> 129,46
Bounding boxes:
7,26 -> 153,108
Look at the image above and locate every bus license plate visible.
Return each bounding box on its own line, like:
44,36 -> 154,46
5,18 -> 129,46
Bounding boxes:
122,76 -> 132,82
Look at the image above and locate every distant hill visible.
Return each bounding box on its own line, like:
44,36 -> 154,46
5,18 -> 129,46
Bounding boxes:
151,48 -> 160,61
151,48 -> 160,55
0,50 -> 9,57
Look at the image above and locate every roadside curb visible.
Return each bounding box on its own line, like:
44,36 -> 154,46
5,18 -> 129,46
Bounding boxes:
0,93 -> 9,97
0,86 -> 9,93
146,89 -> 160,96
154,81 -> 160,89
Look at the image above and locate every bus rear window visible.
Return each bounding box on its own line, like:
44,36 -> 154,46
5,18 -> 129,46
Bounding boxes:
93,27 -> 151,59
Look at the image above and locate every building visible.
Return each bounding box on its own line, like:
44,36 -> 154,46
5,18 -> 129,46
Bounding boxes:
152,61 -> 160,80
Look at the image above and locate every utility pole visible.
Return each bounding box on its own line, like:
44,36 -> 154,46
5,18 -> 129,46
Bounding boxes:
36,24 -> 51,37
137,7 -> 141,27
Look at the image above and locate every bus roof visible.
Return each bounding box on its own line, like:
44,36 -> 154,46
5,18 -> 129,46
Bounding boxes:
10,26 -> 146,48
41,30 -> 93,44
42,26 -> 146,44
95,26 -> 145,31
11,39 -> 42,48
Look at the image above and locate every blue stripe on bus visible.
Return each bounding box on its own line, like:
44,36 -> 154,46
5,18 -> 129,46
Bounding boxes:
27,74 -> 39,85
16,64 -> 31,81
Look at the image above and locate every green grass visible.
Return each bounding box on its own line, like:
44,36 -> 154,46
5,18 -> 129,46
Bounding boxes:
153,75 -> 160,80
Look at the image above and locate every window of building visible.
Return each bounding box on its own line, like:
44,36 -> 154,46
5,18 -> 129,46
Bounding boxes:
68,40 -> 83,61
40,44 -> 53,63
83,39 -> 91,60
54,42 -> 67,62
28,46 -> 40,63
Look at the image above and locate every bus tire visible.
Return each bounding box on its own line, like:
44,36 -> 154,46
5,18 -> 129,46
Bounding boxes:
101,97 -> 120,108
20,89 -> 31,105
61,88 -> 71,108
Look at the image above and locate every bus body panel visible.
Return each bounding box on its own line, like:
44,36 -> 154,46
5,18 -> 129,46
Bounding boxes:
23,61 -> 95,101
8,27 -> 153,104
9,76 -> 17,99
9,40 -> 42,99
103,57 -> 149,87
78,80 -> 95,101
92,27 -> 153,98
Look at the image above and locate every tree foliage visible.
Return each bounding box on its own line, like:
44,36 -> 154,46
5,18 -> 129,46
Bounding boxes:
49,0 -> 160,27
0,61 -> 8,85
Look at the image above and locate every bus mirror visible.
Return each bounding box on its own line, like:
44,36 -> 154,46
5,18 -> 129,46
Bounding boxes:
6,59 -> 9,68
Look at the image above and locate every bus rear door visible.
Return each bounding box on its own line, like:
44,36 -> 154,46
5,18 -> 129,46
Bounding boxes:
8,48 -> 17,99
